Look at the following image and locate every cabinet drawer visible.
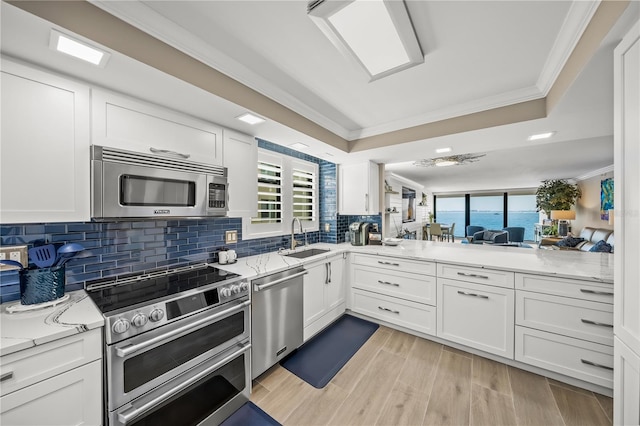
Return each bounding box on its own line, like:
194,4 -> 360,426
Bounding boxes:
351,254 -> 436,276
0,359 -> 102,425
0,329 -> 102,395
351,289 -> 436,336
438,263 -> 514,288
352,265 -> 436,306
515,326 -> 613,389
515,273 -> 613,303
437,278 -> 514,359
516,291 -> 613,346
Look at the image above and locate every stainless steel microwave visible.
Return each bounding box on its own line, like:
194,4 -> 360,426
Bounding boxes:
91,145 -> 228,220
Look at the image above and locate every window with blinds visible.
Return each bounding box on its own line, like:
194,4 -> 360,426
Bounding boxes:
252,160 -> 282,224
292,167 -> 316,222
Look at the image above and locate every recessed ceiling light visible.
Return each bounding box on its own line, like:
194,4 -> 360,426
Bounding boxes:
435,147 -> 452,153
289,142 -> 309,150
49,30 -> 109,67
236,113 -> 265,125
527,131 -> 556,141
434,160 -> 457,167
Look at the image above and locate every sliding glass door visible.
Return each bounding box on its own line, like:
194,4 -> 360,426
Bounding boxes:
434,196 -> 465,237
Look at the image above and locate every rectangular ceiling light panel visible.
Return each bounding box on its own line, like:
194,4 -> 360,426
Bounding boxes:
309,0 -> 423,81
49,30 -> 110,67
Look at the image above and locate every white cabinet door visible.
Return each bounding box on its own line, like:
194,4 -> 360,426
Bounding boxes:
614,19 -> 640,426
223,129 -> 257,219
91,89 -> 222,165
0,359 -> 102,426
338,162 -> 380,215
0,59 -> 90,223
437,278 -> 515,359
614,337 -> 640,426
303,261 -> 327,327
326,256 -> 345,312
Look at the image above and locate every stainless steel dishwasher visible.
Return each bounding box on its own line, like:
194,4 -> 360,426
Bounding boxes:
251,266 -> 307,379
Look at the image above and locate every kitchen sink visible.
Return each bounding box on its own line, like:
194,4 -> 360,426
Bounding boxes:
284,248 -> 330,259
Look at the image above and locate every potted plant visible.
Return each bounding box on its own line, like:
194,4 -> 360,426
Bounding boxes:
535,179 -> 581,215
428,212 -> 434,223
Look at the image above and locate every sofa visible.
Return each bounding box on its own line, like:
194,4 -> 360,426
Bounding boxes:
540,227 -> 614,252
470,229 -> 509,244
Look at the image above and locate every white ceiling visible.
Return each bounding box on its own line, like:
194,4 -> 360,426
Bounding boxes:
2,1 -> 638,193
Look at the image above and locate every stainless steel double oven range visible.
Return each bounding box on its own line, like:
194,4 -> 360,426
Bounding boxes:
86,264 -> 250,426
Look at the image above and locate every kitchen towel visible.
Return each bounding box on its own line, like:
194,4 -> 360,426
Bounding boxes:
280,314 -> 379,388
220,402 -> 280,426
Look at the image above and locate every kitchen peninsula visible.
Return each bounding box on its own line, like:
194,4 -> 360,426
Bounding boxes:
219,241 -> 614,397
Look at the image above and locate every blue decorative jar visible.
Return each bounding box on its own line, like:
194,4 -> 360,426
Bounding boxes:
19,265 -> 66,305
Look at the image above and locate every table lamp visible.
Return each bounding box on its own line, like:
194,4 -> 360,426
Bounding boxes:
551,210 -> 576,236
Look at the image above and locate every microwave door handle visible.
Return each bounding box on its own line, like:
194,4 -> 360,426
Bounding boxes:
117,342 -> 251,425
115,299 -> 250,358
149,147 -> 191,159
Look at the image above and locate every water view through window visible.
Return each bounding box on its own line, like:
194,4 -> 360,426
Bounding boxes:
435,194 -> 539,240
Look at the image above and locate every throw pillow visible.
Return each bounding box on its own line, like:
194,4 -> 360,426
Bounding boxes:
556,236 -> 585,248
589,240 -> 613,253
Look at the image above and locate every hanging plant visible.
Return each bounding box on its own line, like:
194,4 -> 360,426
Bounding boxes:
535,179 -> 581,215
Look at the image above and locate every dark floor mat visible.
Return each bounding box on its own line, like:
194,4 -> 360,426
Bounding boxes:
220,401 -> 280,426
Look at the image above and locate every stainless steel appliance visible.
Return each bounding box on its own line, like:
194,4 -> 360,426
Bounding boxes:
251,266 -> 307,379
86,264 -> 250,426
349,222 -> 371,246
91,145 -> 228,220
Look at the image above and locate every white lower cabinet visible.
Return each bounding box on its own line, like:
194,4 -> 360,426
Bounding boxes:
516,327 -> 613,389
303,255 -> 346,341
614,337 -> 640,426
0,329 -> 103,425
437,277 -> 514,359
0,360 -> 102,426
352,288 -> 436,335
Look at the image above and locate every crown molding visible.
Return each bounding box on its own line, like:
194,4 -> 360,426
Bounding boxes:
90,0 -> 353,140
536,1 -> 600,95
575,164 -> 614,181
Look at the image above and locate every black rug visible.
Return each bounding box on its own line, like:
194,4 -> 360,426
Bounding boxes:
280,314 -> 379,388
220,401 -> 280,426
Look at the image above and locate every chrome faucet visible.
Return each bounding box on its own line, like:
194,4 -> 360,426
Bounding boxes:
291,217 -> 305,250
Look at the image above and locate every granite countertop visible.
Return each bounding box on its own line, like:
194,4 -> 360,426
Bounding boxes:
0,289 -> 104,357
215,241 -> 614,284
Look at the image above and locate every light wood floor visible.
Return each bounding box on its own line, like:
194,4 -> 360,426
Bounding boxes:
251,326 -> 613,426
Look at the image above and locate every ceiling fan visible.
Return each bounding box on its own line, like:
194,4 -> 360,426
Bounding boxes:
413,153 -> 486,168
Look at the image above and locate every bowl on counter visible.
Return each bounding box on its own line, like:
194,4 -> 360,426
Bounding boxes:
382,238 -> 403,246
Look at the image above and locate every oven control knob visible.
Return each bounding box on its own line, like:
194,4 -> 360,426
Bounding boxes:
239,282 -> 249,292
149,309 -> 165,322
132,313 -> 148,327
112,318 -> 130,334
220,287 -> 232,298
231,285 -> 241,294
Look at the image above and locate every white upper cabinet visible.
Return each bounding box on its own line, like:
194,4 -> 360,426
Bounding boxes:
223,129 -> 257,218
0,58 -> 90,224
338,161 -> 380,215
91,89 -> 223,165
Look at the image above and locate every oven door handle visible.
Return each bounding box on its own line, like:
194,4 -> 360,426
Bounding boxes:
117,341 -> 251,425
115,299 -> 250,358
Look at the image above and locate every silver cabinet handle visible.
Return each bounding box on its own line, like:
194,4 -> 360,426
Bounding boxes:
580,289 -> 613,296
378,306 -> 400,314
378,280 -> 400,287
581,359 -> 613,371
115,300 -> 250,358
581,319 -> 613,328
378,261 -> 400,266
457,290 -> 489,299
118,342 -> 251,425
325,263 -> 329,285
365,194 -> 369,212
149,147 -> 190,159
0,372 -> 13,382
457,272 -> 489,279
328,262 -> 332,284
254,270 -> 308,291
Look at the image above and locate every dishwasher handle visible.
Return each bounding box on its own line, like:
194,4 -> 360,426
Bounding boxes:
253,270 -> 308,291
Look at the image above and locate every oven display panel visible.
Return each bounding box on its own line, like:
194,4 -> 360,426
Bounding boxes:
166,288 -> 220,320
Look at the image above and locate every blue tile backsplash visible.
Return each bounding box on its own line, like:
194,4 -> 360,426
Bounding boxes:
0,139 -> 380,303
